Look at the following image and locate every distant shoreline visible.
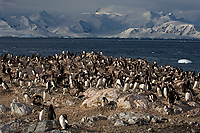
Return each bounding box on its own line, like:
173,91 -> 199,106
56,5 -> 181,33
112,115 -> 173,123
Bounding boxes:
0,37 -> 199,41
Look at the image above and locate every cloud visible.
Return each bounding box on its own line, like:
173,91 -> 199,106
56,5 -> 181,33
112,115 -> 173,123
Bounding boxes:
1,0 -> 200,17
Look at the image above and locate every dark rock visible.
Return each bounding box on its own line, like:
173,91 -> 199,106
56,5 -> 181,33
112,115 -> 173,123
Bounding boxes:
35,120 -> 53,132
0,105 -> 9,113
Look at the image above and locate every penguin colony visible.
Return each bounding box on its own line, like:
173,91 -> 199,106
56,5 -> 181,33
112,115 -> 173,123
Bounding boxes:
0,51 -> 199,129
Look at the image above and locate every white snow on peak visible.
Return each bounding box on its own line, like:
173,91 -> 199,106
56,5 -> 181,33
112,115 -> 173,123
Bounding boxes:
0,9 -> 199,38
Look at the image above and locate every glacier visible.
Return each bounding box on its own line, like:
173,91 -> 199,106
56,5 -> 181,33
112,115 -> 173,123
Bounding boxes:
0,9 -> 200,39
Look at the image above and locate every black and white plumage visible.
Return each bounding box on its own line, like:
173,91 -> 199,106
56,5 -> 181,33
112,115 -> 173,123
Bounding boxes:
59,114 -> 68,130
23,93 -> 31,103
32,95 -> 43,106
185,91 -> 192,101
47,104 -> 56,120
43,90 -> 50,102
39,109 -> 45,121
2,81 -> 9,90
148,93 -> 158,102
168,90 -> 175,105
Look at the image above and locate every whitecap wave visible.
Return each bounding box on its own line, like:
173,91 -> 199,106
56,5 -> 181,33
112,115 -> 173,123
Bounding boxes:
178,59 -> 192,64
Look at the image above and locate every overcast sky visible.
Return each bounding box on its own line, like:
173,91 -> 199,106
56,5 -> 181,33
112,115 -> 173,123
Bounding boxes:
0,0 -> 200,17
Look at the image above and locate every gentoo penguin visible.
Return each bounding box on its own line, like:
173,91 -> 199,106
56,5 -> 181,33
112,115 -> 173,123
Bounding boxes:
59,114 -> 68,130
23,93 -> 31,104
39,109 -> 45,121
43,90 -> 50,102
46,80 -> 51,93
101,97 -> 109,107
0,78 -> 2,84
163,86 -> 168,99
148,93 -> 158,102
32,95 -> 43,106
133,81 -> 139,90
185,91 -> 192,101
193,78 -> 199,89
2,81 -> 9,90
157,85 -> 163,97
123,82 -> 130,92
47,104 -> 56,120
167,90 -> 175,105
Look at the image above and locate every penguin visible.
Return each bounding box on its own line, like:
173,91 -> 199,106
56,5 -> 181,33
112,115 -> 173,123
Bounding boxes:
59,114 -> 68,130
23,93 -> 31,104
163,86 -> 168,99
167,90 -> 175,105
39,109 -> 45,121
193,78 -> 199,89
43,90 -> 50,102
133,81 -> 139,90
101,97 -> 109,107
123,82 -> 130,92
47,104 -> 56,120
2,81 -> 9,90
157,85 -> 163,97
185,91 -> 192,101
148,93 -> 158,102
32,95 -> 43,106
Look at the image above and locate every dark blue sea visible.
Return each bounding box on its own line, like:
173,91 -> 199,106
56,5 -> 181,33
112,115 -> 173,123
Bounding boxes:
0,38 -> 200,73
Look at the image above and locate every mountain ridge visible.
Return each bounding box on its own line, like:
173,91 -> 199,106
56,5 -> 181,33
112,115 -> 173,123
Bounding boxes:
0,10 -> 200,39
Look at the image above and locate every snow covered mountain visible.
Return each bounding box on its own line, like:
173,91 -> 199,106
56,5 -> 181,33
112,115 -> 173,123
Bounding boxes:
0,9 -> 200,39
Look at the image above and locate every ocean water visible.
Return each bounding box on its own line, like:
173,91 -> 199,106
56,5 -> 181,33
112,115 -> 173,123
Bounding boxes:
0,38 -> 200,73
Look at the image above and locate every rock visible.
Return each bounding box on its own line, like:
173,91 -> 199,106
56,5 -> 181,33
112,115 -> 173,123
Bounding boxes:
23,124 -> 37,133
35,120 -> 53,132
117,93 -> 149,110
173,105 -> 184,114
10,99 -> 32,116
0,123 -> 18,133
81,88 -> 118,108
148,128 -> 154,132
51,120 -> 60,129
128,117 -> 141,124
23,120 -> 54,133
155,105 -> 173,115
0,105 -> 9,113
188,102 -> 200,108
191,128 -> 198,133
187,108 -> 200,117
0,124 -> 10,133
45,129 -> 62,133
114,120 -> 128,126
81,115 -> 106,123
119,112 -> 133,120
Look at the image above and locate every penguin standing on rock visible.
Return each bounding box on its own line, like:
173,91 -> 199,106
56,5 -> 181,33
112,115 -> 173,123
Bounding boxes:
47,104 -> 56,120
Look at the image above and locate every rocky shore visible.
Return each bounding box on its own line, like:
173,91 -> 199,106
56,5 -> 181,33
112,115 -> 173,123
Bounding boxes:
0,51 -> 200,132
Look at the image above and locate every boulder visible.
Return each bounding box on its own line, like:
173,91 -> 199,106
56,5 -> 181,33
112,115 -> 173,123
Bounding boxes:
81,88 -> 118,108
0,105 -> 9,113
117,93 -> 149,110
35,120 -> 53,132
114,120 -> 128,126
23,120 -> 55,133
10,99 -> 32,116
188,102 -> 200,108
